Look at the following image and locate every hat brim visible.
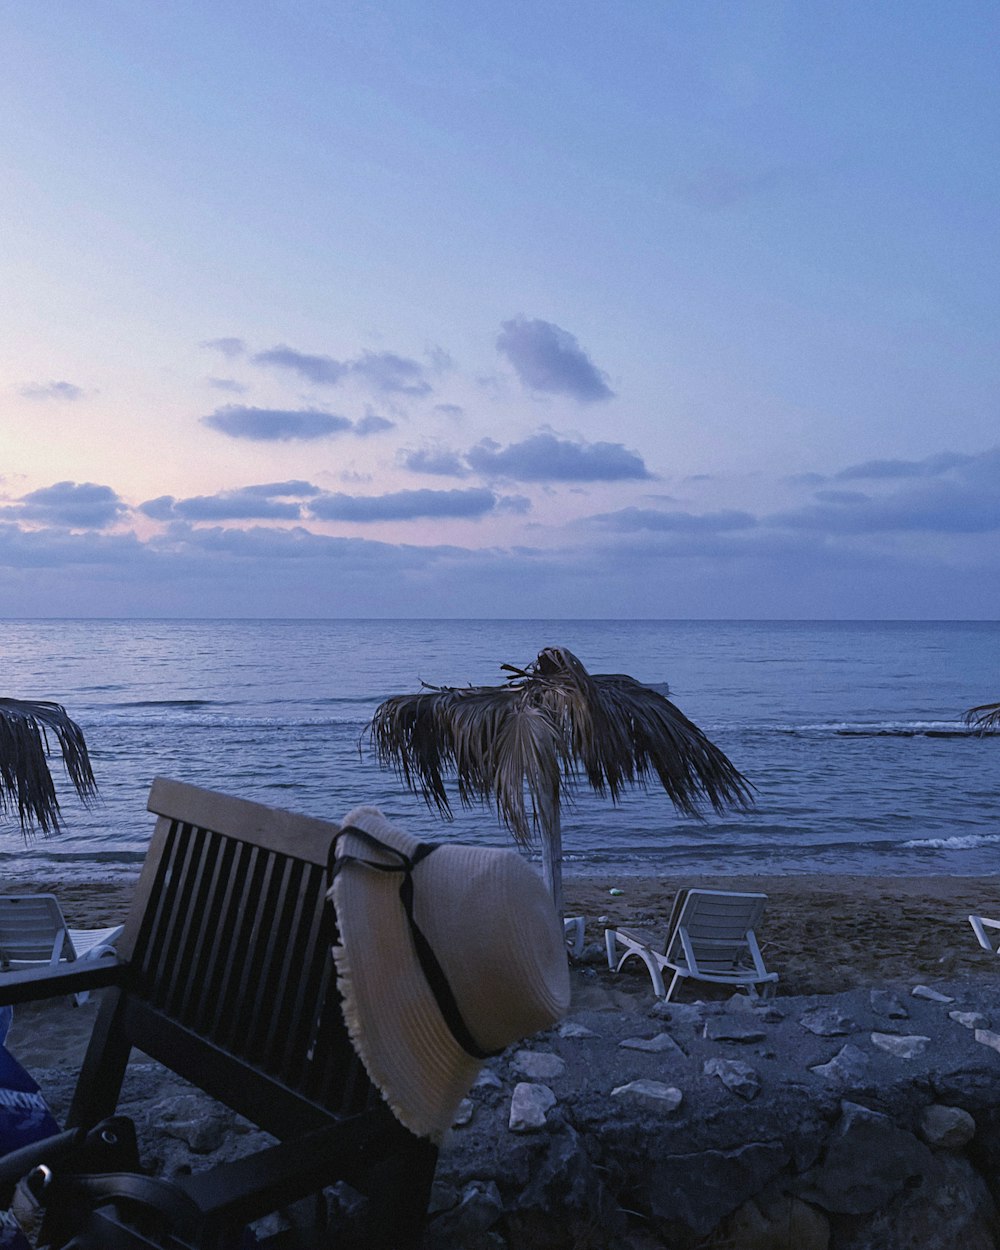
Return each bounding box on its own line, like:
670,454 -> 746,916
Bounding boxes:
330,807 -> 569,1141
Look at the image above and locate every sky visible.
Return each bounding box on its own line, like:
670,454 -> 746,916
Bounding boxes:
1,1 -> 998,618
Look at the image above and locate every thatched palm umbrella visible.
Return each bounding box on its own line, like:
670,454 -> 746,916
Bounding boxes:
368,646 -> 754,918
966,702 -> 1000,732
0,698 -> 96,835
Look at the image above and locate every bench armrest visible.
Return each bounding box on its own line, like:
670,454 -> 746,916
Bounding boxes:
0,960 -> 124,1006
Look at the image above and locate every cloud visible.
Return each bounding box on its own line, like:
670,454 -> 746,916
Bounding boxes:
1,457 -> 999,618
251,345 -> 347,386
434,403 -> 464,419
19,381 -> 85,401
140,481 -> 320,523
496,317 -> 614,402
495,494 -> 531,515
402,447 -> 469,477
207,377 -> 248,394
835,452 -> 972,481
13,481 -> 128,529
202,405 -> 353,441
814,489 -> 870,504
201,337 -> 246,358
588,507 -> 757,533
785,472 -> 828,486
465,433 -> 651,482
238,480 -> 321,498
772,447 -> 1000,535
770,482 -> 1000,534
350,351 -> 431,396
309,487 -> 497,522
250,344 -> 431,395
354,412 -> 396,436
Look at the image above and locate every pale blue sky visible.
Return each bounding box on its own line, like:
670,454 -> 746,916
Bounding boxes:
1,1 -> 997,617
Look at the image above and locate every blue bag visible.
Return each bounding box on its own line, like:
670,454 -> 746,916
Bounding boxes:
0,1009 -> 60,1250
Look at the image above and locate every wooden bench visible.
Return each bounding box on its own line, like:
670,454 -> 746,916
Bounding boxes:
0,777 -> 437,1249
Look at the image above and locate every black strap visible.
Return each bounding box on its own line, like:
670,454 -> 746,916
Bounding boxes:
330,826 -> 500,1061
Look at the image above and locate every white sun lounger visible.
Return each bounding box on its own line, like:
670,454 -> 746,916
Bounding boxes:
969,914 -> 1000,955
0,894 -> 124,1005
605,888 -> 778,1001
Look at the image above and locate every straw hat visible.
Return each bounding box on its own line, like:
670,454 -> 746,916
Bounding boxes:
328,806 -> 571,1142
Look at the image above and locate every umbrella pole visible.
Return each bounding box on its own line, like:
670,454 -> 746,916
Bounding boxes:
538,785 -> 564,919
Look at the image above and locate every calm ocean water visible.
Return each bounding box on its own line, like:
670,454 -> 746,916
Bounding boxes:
0,619 -> 997,880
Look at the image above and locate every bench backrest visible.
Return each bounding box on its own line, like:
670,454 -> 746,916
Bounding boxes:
68,777 -> 381,1138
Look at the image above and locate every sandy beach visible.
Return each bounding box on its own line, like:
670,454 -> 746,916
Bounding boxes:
4,870 -> 999,1074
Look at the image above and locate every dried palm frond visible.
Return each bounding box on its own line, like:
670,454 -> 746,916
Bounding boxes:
0,698 -> 97,836
368,646 -> 753,882
965,701 -> 1000,732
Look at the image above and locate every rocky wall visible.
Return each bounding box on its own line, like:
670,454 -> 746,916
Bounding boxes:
30,975 -> 1000,1249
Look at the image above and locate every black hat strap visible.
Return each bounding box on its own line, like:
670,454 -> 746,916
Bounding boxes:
330,826 -> 500,1061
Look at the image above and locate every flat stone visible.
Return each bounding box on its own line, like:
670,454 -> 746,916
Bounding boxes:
508,1083 -> 556,1132
511,1050 -> 566,1080
725,993 -> 765,1014
911,984 -> 955,1003
871,1032 -> 931,1059
799,1006 -> 855,1036
473,1068 -> 503,1089
949,1010 -> 990,1030
703,1057 -> 761,1100
558,1021 -> 598,1039
919,1103 -> 976,1149
650,1000 -> 705,1026
451,1099 -> 475,1127
704,1017 -> 767,1043
870,989 -> 909,1019
974,1028 -> 1000,1055
610,1080 -> 683,1112
619,1032 -> 686,1057
809,1043 -> 870,1085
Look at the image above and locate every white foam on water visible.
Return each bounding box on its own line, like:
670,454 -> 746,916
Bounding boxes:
902,834 -> 1000,850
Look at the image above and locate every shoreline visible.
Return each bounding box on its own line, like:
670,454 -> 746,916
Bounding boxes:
2,870 -> 997,1000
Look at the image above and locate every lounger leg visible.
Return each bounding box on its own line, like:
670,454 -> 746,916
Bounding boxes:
605,929 -> 618,971
635,953 -> 667,1000
663,970 -> 682,1002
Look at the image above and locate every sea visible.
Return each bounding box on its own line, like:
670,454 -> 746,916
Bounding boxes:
0,619 -> 997,882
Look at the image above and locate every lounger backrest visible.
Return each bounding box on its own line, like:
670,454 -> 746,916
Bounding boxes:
665,889 -> 767,973
68,777 -> 384,1140
0,895 -> 75,965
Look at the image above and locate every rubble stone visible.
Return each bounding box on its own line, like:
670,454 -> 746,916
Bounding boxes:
920,1103 -> 976,1149
703,1056 -> 761,1100
508,1082 -> 556,1132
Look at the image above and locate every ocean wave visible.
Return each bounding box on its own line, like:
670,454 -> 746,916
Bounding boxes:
0,848 -> 146,864
109,699 -> 221,709
778,720 -> 997,738
901,834 -> 1000,850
